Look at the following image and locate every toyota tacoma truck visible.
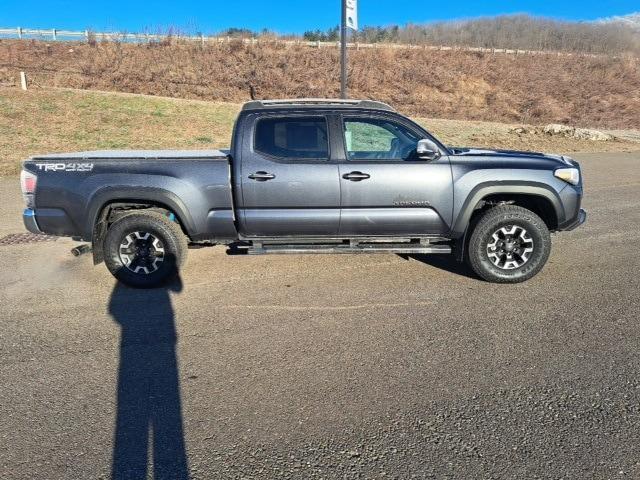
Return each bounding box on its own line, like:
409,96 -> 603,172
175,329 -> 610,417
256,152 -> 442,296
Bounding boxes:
20,99 -> 586,287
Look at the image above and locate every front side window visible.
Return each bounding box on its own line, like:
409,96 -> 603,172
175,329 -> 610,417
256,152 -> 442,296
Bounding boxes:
254,117 -> 329,160
344,118 -> 421,161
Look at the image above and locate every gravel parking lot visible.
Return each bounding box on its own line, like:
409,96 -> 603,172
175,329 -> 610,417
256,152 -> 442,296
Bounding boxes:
1,152 -> 639,479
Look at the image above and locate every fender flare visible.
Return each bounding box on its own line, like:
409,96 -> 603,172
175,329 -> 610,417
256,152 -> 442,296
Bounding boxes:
451,182 -> 564,260
83,185 -> 196,241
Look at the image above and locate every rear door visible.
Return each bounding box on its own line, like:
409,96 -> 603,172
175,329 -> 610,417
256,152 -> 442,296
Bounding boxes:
337,114 -> 453,236
238,114 -> 340,237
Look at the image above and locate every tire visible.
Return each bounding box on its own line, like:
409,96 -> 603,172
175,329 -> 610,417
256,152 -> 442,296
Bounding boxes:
467,205 -> 551,283
103,211 -> 188,288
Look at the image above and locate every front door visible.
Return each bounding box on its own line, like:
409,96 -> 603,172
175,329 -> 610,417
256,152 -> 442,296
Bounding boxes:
338,115 -> 453,236
239,114 -> 340,237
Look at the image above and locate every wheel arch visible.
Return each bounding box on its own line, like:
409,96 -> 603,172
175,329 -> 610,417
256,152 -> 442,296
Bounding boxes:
88,190 -> 193,265
85,187 -> 194,238
452,182 -> 562,261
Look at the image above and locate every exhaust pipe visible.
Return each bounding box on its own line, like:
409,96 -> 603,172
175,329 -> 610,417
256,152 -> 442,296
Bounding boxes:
71,244 -> 92,257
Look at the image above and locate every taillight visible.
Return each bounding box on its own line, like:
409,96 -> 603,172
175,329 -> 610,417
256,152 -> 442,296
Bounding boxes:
20,169 -> 37,208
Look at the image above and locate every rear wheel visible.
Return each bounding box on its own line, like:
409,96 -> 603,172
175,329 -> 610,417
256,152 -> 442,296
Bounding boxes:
467,205 -> 551,283
104,211 -> 187,288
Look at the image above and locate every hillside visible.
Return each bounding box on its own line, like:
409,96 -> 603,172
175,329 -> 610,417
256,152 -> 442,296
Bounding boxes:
1,39 -> 639,130
1,87 -> 638,176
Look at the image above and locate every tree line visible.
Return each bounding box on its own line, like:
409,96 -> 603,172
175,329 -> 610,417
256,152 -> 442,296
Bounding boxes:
222,14 -> 640,55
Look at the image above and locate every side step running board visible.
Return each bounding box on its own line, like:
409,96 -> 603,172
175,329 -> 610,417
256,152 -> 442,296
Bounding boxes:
230,243 -> 452,256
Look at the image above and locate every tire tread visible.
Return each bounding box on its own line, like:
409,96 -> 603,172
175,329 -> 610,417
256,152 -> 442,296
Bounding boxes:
467,205 -> 551,283
103,211 -> 187,288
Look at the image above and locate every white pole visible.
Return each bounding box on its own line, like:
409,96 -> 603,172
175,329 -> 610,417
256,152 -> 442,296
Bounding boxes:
20,71 -> 27,90
340,0 -> 347,98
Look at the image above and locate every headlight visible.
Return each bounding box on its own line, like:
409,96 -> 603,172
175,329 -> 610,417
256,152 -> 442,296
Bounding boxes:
554,167 -> 580,186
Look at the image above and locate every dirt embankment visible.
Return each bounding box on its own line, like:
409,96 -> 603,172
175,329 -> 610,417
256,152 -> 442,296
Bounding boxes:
1,39 -> 639,130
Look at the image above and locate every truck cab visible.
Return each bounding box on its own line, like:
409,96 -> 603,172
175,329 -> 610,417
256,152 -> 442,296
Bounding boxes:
233,99 -> 451,238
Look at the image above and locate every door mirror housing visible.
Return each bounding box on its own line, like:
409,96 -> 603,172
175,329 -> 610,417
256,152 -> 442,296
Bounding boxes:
416,139 -> 441,160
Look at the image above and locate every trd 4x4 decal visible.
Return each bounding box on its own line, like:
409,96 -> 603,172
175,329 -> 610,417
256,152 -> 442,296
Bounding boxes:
35,163 -> 94,172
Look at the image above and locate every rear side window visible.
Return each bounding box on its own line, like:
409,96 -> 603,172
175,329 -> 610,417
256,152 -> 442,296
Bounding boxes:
254,117 -> 329,160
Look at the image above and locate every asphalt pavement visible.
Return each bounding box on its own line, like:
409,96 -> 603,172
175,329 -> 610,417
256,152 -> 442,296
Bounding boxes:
1,152 -> 639,479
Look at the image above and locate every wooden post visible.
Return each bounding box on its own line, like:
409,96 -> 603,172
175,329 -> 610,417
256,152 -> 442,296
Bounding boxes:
20,71 -> 27,90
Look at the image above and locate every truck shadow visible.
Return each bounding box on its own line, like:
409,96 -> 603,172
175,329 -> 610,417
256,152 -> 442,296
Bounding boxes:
108,274 -> 189,479
397,254 -> 478,280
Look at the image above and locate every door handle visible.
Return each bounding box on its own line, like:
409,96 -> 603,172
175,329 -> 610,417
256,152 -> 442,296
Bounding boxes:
248,171 -> 276,181
342,171 -> 370,181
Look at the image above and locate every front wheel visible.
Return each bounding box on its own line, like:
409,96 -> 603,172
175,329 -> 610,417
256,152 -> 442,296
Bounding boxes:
103,211 -> 188,288
467,205 -> 551,283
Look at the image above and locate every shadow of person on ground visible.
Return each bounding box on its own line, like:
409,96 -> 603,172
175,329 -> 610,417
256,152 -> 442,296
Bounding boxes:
398,254 -> 478,280
108,275 -> 189,479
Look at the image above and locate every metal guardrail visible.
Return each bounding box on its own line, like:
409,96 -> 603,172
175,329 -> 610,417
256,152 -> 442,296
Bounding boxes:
0,26 -> 609,58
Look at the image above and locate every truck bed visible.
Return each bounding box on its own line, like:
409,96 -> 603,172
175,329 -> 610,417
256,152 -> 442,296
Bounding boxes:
23,149 -> 236,242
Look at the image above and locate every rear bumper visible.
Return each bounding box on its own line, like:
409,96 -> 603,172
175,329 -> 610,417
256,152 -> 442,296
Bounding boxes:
561,208 -> 587,231
23,207 -> 76,236
23,208 -> 42,234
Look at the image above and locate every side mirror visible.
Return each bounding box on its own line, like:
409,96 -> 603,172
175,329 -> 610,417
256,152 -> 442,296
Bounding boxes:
416,139 -> 441,160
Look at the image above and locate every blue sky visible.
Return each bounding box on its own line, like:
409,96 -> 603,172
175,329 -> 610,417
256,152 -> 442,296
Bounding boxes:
1,1 -> 638,34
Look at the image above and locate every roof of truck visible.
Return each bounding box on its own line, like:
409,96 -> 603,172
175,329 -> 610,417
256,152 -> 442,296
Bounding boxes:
241,98 -> 395,112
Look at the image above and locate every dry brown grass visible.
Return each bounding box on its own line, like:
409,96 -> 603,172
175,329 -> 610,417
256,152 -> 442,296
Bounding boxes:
1,39 -> 639,130
1,87 -> 637,176
416,118 -> 639,154
0,87 -> 238,175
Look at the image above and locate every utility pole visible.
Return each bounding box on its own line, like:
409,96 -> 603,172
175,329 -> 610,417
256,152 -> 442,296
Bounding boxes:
340,0 -> 347,99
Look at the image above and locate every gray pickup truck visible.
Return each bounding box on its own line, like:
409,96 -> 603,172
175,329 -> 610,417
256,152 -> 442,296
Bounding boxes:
21,99 -> 585,287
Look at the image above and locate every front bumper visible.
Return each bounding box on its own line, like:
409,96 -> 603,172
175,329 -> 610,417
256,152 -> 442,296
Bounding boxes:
561,208 -> 587,231
23,208 -> 42,234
